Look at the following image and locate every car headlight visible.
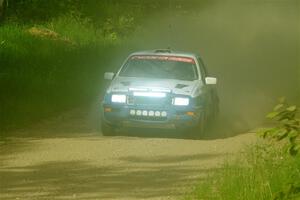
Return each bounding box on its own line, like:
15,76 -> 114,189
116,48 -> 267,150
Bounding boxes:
111,94 -> 127,103
173,97 -> 190,106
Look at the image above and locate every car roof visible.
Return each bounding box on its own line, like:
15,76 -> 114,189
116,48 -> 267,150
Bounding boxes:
129,49 -> 199,58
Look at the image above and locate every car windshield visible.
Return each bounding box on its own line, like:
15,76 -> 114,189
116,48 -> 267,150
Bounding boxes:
119,55 -> 198,81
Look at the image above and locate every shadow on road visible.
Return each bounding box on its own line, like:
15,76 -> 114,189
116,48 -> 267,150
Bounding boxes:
0,156 -> 221,199
120,153 -> 223,164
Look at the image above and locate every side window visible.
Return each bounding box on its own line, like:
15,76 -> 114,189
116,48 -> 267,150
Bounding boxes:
197,57 -> 208,80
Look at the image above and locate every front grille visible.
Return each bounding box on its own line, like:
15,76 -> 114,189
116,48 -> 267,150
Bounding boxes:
128,95 -> 170,106
130,116 -> 167,121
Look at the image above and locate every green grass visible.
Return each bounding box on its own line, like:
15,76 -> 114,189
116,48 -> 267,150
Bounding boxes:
185,142 -> 300,200
1,0 -> 170,132
0,0 -> 162,133
0,16 -> 121,132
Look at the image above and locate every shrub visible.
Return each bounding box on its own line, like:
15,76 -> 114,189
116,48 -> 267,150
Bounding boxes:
185,99 -> 300,200
259,98 -> 300,199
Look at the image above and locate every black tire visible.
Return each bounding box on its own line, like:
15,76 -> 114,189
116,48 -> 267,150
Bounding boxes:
211,102 -> 219,121
193,112 -> 207,138
206,102 -> 219,135
101,118 -> 115,136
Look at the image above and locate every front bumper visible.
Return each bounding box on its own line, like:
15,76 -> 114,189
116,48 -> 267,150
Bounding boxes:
102,103 -> 203,129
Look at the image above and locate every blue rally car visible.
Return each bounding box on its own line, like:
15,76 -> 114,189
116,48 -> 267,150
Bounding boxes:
101,49 -> 219,137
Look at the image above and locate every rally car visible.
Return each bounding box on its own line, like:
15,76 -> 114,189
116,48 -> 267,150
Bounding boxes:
101,49 -> 219,137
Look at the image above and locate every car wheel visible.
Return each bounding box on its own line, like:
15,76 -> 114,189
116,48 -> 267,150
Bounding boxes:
101,119 -> 115,136
187,111 -> 207,139
211,103 -> 219,121
197,112 -> 207,137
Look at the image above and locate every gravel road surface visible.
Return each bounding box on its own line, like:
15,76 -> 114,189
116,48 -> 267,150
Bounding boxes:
0,109 -> 257,200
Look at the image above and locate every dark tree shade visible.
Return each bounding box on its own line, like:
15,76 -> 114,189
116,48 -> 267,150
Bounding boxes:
0,0 -> 6,21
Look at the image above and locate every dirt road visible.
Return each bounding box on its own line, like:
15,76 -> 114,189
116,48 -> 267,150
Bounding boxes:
0,108 -> 257,200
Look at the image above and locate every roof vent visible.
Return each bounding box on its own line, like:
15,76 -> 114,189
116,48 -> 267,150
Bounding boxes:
154,49 -> 172,53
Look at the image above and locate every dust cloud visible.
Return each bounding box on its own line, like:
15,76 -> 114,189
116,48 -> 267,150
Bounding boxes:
106,0 -> 299,137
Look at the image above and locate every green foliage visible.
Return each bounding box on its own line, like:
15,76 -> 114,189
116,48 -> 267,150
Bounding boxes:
5,0 -> 81,22
257,98 -> 300,199
46,13 -> 104,45
102,15 -> 136,39
186,99 -> 300,200
185,144 -> 300,200
259,97 -> 300,156
0,1 -> 153,131
0,15 -> 118,131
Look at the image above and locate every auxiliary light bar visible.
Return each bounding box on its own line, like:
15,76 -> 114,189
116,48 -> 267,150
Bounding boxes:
133,92 -> 166,98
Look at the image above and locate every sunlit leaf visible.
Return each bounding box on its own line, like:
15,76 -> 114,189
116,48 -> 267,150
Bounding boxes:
267,111 -> 279,119
286,106 -> 297,112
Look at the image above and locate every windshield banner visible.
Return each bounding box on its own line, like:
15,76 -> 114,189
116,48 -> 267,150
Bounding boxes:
131,55 -> 195,64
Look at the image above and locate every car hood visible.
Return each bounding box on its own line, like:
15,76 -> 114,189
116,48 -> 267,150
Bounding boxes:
107,76 -> 203,97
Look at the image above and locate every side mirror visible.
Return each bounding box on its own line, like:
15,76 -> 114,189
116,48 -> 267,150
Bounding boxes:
205,77 -> 217,85
104,72 -> 114,80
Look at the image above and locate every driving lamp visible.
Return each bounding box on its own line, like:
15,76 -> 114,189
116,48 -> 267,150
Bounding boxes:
111,94 -> 126,103
174,97 -> 189,106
